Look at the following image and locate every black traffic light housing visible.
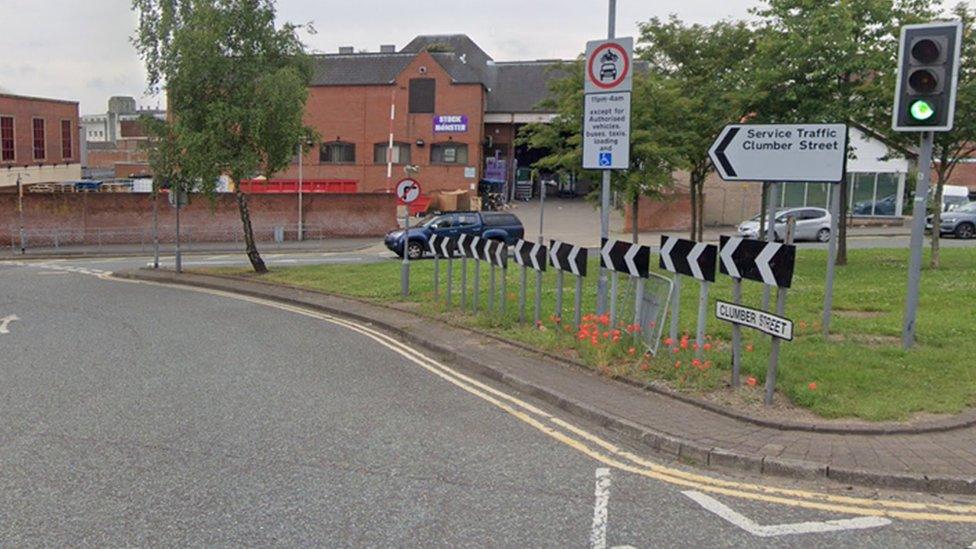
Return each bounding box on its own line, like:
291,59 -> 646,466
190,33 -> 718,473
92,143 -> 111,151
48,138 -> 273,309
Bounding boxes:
893,21 -> 963,132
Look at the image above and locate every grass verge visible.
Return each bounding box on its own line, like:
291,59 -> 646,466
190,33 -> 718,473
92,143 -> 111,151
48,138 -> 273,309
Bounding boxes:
202,246 -> 976,421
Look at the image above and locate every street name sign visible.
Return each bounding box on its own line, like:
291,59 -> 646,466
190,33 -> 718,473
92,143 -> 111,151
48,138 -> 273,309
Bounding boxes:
709,124 -> 848,183
582,37 -> 633,171
658,236 -> 717,283
514,239 -> 547,272
719,236 -> 796,288
549,240 -> 587,277
600,238 -> 650,278
715,300 -> 794,341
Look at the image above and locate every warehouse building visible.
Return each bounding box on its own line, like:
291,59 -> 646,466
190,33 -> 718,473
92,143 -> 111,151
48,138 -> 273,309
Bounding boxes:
0,93 -> 82,189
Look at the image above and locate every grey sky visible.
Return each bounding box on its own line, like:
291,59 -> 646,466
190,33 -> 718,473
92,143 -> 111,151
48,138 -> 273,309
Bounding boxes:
0,0 -> 757,115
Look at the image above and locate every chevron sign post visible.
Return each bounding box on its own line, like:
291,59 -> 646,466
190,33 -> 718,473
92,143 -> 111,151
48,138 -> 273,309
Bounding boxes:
462,235 -> 483,313
457,234 -> 471,310
514,239 -> 547,324
549,240 -> 588,327
719,220 -> 798,406
429,235 -> 458,307
659,236 -> 717,359
480,239 -> 508,316
599,238 -> 649,329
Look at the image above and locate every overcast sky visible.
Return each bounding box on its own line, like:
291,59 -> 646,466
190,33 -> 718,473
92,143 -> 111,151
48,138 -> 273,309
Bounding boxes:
0,0 -> 757,115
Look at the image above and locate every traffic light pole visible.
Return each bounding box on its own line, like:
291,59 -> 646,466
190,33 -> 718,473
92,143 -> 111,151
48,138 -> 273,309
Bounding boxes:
902,131 -> 934,350
597,0 -> 616,315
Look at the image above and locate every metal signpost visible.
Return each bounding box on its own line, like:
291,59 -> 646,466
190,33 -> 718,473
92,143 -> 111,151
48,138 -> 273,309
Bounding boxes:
583,10 -> 633,314
718,225 -> 797,404
514,239 -> 548,323
709,123 -> 847,336
458,234 -> 471,309
536,178 -> 547,324
168,188 -> 188,273
659,236 -> 718,359
429,235 -> 457,307
469,236 -> 482,313
549,240 -> 588,326
396,178 -> 421,297
480,239 -> 508,316
890,22 -> 963,350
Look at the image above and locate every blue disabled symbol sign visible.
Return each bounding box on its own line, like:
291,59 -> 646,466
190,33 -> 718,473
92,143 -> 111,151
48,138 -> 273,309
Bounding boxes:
599,152 -> 613,167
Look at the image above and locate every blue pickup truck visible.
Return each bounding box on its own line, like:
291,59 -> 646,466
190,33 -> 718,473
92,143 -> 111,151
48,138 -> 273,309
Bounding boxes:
384,211 -> 525,259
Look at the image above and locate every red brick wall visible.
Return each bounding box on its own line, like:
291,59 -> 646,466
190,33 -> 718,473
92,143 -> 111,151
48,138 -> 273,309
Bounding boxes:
624,192 -> 693,232
87,138 -> 149,170
0,94 -> 79,167
0,192 -> 395,246
276,51 -> 485,194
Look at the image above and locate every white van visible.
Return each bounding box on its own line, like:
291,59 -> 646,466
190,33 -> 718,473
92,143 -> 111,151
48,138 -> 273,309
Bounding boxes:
940,185 -> 972,212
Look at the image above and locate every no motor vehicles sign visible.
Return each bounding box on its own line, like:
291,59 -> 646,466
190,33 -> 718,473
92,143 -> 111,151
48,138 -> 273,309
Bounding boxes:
585,38 -> 633,94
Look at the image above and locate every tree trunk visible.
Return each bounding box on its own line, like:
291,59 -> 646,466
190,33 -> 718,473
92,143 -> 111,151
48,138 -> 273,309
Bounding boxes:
235,185 -> 268,274
931,177 -> 945,269
697,186 -> 705,241
759,182 -> 768,242
689,181 -> 698,241
631,193 -> 639,244
836,176 -> 848,266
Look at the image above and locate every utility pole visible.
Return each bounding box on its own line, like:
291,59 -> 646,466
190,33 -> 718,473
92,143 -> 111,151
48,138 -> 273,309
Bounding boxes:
597,0 -> 617,314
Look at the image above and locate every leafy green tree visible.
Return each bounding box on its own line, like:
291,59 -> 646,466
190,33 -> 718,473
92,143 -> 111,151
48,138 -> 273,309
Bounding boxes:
637,17 -> 760,241
132,0 -> 315,273
750,0 -> 934,264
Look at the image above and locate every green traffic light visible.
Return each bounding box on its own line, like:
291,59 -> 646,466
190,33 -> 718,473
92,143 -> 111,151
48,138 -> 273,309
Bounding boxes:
909,99 -> 935,121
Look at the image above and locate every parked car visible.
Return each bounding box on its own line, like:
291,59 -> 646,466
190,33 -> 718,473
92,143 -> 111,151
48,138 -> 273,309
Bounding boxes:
853,194 -> 898,216
938,185 -> 972,212
384,211 -> 525,259
736,207 -> 832,242
926,201 -> 976,239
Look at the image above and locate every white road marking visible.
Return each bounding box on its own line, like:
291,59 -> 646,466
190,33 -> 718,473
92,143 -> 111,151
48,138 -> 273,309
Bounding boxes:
0,315 -> 19,334
590,468 -> 612,549
682,490 -> 891,538
38,271 -> 71,275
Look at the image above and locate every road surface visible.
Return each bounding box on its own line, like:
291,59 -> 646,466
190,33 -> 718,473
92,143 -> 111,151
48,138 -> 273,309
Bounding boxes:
0,260 -> 973,546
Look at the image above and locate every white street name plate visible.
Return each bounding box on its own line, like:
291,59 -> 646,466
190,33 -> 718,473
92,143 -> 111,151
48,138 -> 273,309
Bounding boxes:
715,300 -> 793,341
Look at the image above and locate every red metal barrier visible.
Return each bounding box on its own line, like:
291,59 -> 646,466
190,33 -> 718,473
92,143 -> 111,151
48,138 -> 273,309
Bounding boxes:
238,179 -> 358,194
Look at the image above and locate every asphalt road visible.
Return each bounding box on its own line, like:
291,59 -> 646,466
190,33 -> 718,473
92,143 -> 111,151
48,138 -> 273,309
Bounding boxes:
0,261 -> 974,546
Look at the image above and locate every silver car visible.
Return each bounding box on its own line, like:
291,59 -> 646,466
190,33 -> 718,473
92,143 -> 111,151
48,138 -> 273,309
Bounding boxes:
927,201 -> 976,239
737,207 -> 832,242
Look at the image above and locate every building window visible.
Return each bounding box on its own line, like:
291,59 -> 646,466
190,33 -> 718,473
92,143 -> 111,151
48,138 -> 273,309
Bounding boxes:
32,118 -> 45,160
409,78 -> 436,113
373,142 -> 411,164
776,174 -> 905,217
319,141 -> 355,164
430,142 -> 468,164
61,120 -> 73,159
0,116 -> 13,161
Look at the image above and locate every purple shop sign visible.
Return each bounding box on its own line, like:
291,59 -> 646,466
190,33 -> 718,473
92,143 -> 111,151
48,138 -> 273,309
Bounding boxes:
433,115 -> 468,133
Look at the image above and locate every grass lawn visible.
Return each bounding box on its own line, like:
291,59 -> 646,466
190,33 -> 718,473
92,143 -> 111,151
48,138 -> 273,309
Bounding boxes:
204,246 -> 976,421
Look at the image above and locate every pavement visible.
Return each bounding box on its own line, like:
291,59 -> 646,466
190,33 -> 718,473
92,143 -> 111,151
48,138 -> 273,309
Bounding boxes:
3,259 -> 976,545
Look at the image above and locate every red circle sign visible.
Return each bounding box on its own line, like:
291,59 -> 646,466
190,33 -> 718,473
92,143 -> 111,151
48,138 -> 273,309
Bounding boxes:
587,43 -> 630,90
396,178 -> 421,204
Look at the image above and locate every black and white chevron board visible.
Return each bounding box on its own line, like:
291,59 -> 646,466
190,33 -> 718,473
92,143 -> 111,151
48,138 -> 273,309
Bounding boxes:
428,234 -> 457,258
457,234 -> 472,310
658,236 -> 717,283
549,240 -> 587,327
463,235 -> 483,313
428,235 -> 459,306
478,239 -> 507,315
514,239 -> 548,324
718,236 -> 796,289
599,238 -> 650,278
658,235 -> 718,360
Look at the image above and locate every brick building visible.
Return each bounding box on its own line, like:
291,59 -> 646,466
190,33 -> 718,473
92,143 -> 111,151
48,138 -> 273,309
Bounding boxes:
81,96 -> 165,179
273,35 -> 566,195
0,93 -> 82,189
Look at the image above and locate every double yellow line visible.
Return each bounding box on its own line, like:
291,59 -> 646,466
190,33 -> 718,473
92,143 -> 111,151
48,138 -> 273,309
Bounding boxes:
110,274 -> 976,523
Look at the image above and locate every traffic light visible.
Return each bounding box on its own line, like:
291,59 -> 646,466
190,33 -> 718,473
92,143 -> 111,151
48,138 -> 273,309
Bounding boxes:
892,21 -> 963,132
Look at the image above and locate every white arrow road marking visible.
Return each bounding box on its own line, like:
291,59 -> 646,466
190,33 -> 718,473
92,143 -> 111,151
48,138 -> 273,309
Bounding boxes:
601,239 -> 615,270
568,245 -> 582,276
682,491 -> 891,538
624,244 -> 640,277
0,315 -> 19,335
659,237 -> 677,273
720,237 -> 742,279
756,242 -> 782,286
590,468 -> 612,549
687,242 -> 708,281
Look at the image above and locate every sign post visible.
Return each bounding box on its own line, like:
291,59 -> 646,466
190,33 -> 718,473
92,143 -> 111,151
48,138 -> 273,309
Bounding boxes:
396,177 -> 421,297
550,240 -> 588,326
659,236 -> 718,358
471,236 -> 482,313
459,234 -> 470,310
583,29 -> 633,315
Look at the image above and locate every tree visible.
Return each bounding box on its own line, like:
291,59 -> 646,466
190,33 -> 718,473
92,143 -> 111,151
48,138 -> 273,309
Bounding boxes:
517,61 -> 682,241
132,0 -> 315,273
637,17 -> 760,241
926,4 -> 976,268
750,0 -> 934,264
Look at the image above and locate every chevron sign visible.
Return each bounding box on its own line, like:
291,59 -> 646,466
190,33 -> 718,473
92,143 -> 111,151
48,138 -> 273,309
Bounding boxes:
481,239 -> 508,269
600,238 -> 650,278
549,240 -> 587,277
428,235 -> 457,259
514,239 -> 547,272
719,236 -> 795,288
658,236 -> 717,283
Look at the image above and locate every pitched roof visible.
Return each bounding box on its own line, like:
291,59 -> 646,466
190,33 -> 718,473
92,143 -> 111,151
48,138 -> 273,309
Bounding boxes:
309,53 -> 414,86
487,61 -> 568,113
